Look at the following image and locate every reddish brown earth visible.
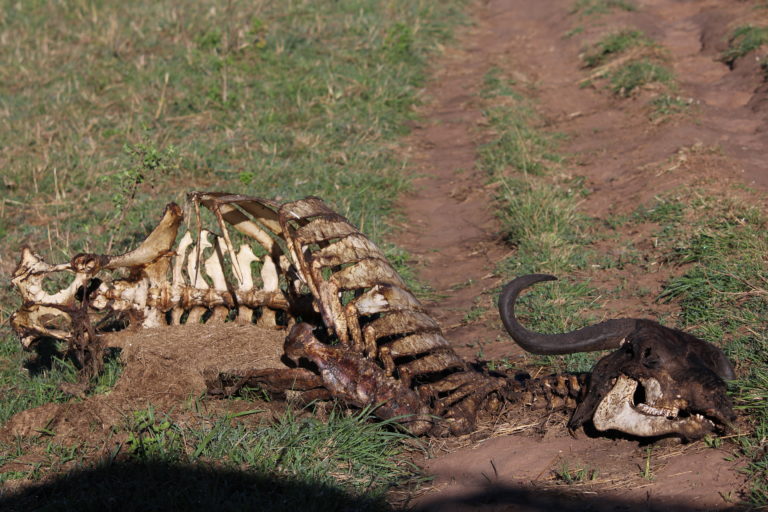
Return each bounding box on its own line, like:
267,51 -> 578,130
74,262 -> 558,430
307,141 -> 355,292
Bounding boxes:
397,0 -> 768,510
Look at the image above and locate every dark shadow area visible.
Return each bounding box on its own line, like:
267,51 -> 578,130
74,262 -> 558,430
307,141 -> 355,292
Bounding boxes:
0,460 -> 393,512
22,337 -> 65,376
1,461 -> 751,512
411,482 -> 750,512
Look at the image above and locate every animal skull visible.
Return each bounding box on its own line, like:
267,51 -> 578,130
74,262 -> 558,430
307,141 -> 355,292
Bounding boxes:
499,274 -> 735,440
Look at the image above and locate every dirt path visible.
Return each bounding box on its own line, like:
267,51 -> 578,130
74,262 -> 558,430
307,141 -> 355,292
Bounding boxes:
397,0 -> 768,509
396,25 -> 509,358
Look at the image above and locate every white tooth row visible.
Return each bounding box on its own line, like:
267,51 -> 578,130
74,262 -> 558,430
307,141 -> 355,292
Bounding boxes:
692,413 -> 715,426
636,403 -> 679,417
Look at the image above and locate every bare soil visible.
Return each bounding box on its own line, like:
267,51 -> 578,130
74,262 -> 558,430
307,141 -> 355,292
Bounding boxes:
397,0 -> 768,509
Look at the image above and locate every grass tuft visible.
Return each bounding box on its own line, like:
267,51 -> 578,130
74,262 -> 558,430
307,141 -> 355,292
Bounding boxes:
720,25 -> 768,66
609,58 -> 674,97
571,0 -> 636,16
583,30 -> 651,68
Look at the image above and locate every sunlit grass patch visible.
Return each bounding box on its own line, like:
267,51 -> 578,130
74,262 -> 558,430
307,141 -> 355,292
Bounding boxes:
609,58 -> 674,97
0,0 -> 467,301
571,0 -> 636,16
720,25 -> 768,67
583,29 -> 652,68
649,94 -> 693,119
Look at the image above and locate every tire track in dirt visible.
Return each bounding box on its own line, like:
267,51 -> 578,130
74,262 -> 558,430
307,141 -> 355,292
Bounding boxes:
395,23 -> 511,357
400,0 -> 761,510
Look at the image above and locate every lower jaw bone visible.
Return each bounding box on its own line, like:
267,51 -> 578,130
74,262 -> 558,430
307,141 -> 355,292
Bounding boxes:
593,374 -> 700,437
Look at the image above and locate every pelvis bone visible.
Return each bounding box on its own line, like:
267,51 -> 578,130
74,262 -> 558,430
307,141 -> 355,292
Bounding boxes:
498,274 -> 736,440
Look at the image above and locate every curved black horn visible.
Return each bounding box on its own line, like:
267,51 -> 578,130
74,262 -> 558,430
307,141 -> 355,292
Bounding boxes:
498,274 -> 638,355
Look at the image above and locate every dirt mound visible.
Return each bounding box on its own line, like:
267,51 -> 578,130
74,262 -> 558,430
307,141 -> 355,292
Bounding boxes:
1,324 -> 288,443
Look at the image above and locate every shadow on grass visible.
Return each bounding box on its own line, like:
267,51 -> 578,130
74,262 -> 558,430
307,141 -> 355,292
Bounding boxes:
0,460 -> 394,512
1,460 -> 750,512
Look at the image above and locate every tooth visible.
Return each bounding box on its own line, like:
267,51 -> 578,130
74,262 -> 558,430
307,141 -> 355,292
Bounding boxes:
637,403 -> 666,416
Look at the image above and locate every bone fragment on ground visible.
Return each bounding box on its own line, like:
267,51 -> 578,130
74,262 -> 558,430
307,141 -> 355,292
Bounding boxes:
11,304 -> 76,347
351,284 -> 425,315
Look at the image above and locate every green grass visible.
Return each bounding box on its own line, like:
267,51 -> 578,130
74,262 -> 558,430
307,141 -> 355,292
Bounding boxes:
571,0 -> 636,16
554,460 -> 599,484
574,28 -> 676,104
0,0 -> 466,314
609,58 -> 674,97
479,67 -> 589,275
583,30 -> 651,68
478,67 -> 600,372
0,334 -> 125,424
720,25 -> 768,66
1,405 -> 417,510
649,94 -> 692,119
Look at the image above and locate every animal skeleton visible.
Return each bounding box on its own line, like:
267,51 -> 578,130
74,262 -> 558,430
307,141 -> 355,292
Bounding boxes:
10,193 -> 735,439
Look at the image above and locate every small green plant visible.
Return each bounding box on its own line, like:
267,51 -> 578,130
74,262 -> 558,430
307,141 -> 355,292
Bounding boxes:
496,176 -> 587,273
720,25 -> 768,66
90,349 -> 124,394
125,406 -> 183,461
487,358 -> 516,372
571,0 -> 636,16
481,66 -> 520,99
463,304 -> 487,323
703,435 -> 723,449
583,30 -> 651,67
99,140 -> 179,251
564,26 -> 584,38
609,59 -> 674,96
633,195 -> 685,224
650,94 -> 692,119
640,447 -> 654,481
554,460 -> 599,483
